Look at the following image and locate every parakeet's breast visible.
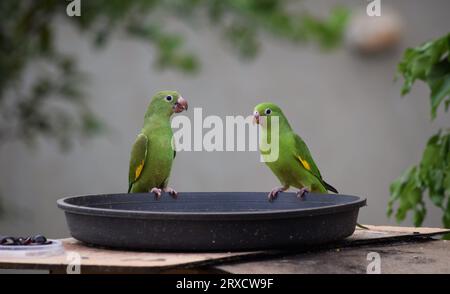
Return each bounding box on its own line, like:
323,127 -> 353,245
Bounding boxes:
132,125 -> 174,192
264,136 -> 294,181
145,133 -> 173,184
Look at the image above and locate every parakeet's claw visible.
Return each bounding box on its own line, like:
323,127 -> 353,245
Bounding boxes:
163,187 -> 178,199
268,186 -> 287,202
296,188 -> 310,200
150,187 -> 162,199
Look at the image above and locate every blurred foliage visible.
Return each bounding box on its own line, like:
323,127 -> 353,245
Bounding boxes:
0,0 -> 104,149
388,33 -> 450,231
0,0 -> 349,149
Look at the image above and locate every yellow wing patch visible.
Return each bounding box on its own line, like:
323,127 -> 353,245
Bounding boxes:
135,160 -> 145,180
297,155 -> 311,171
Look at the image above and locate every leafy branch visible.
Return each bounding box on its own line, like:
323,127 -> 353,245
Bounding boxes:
388,33 -> 450,229
388,131 -> 450,227
397,33 -> 450,119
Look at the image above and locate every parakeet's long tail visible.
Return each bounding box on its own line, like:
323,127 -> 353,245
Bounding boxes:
322,180 -> 338,194
127,184 -> 132,193
357,223 -> 369,230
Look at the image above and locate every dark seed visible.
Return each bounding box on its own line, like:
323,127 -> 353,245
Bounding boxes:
1,237 -> 17,246
1,235 -> 50,246
0,236 -> 9,245
32,235 -> 47,244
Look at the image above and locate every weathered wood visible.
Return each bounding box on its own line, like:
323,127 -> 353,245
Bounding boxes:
0,225 -> 448,273
217,239 -> 450,274
0,238 -> 254,273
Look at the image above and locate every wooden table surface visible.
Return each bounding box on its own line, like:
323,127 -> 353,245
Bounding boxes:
0,225 -> 449,274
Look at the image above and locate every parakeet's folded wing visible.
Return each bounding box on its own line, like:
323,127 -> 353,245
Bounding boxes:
128,133 -> 148,193
292,134 -> 338,193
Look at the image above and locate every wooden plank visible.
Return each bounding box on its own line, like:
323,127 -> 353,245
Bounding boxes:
0,225 -> 448,273
347,225 -> 450,243
355,225 -> 450,235
0,239 -> 256,273
206,226 -> 450,272
217,239 -> 450,274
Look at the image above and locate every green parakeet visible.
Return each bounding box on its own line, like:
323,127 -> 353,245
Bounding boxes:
253,102 -> 338,201
128,90 -> 188,198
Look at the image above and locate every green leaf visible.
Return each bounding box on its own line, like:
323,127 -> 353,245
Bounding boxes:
419,138 -> 440,186
443,199 -> 450,228
430,191 -> 444,208
388,166 -> 425,223
413,203 -> 426,227
427,59 -> 450,119
397,33 -> 450,120
444,164 -> 450,197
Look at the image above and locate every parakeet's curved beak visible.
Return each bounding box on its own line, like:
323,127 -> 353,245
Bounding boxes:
174,96 -> 188,113
253,111 -> 260,125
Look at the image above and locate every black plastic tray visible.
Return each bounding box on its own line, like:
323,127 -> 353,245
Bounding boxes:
57,192 -> 366,252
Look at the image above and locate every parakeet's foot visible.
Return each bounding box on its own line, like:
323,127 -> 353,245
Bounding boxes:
268,186 -> 287,202
150,187 -> 162,199
296,188 -> 310,200
163,187 -> 178,199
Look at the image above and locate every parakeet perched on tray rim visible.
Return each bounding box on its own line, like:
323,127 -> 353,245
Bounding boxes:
253,102 -> 338,201
128,90 -> 188,198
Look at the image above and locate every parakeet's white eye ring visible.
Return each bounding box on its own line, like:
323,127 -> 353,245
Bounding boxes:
165,95 -> 173,102
264,108 -> 272,115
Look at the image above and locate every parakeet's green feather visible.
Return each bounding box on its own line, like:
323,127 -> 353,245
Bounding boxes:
293,134 -> 338,193
293,134 -> 323,180
128,133 -> 148,193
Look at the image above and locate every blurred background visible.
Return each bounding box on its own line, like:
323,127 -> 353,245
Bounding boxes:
0,0 -> 449,239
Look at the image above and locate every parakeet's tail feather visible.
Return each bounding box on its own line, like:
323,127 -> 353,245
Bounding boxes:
323,180 -> 338,194
357,223 -> 369,230
128,184 -> 132,193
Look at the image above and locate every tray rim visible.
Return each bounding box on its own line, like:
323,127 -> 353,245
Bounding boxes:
57,192 -> 366,221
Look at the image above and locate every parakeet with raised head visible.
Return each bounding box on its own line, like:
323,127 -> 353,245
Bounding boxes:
128,90 -> 188,198
253,102 -> 338,201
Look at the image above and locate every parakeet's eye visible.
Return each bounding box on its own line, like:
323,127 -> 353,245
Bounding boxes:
264,108 -> 272,115
165,95 -> 173,102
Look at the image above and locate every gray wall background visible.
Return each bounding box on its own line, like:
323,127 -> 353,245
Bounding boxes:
1,0 -> 450,238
